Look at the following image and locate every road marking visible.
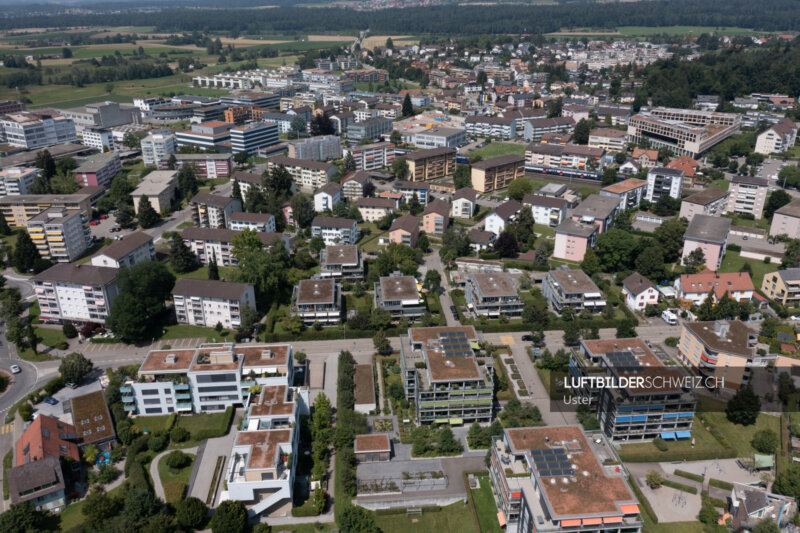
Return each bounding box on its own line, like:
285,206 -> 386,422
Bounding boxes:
500,335 -> 515,346
1,423 -> 12,434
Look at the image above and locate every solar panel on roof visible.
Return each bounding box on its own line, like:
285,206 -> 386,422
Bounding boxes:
531,448 -> 574,477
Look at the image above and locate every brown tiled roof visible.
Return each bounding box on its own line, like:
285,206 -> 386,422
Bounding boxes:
422,198 -> 449,217
390,214 -> 420,234
312,216 -> 356,229
91,231 -> 152,261
270,156 -> 335,172
7,455 -> 65,505
356,197 -> 396,209
33,263 -> 117,287
622,272 -> 655,297
173,278 -> 251,300
523,194 -> 567,209
230,211 -> 274,223
683,188 -> 730,206
231,170 -> 263,184
490,199 -> 522,220
190,192 -> 236,208
453,187 -> 477,202
70,390 -> 115,446
405,147 -> 456,160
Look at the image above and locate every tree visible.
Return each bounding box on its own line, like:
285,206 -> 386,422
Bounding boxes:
563,321 -> 580,346
653,218 -> 687,263
12,232 -> 43,273
83,443 -> 100,464
338,505 -> 381,533
168,234 -> 197,273
116,203 -> 134,228
290,115 -> 307,138
765,189 -> 792,220
726,384 -> 761,425
402,93 -> 414,117
309,236 -> 325,255
82,488 -> 118,524
573,118 -> 591,144
239,304 -> 258,333
29,172 -> 50,194
774,463 -> 800,500
59,352 -> 93,384
683,247 -> 706,273
0,503 -> 55,533
391,156 -> 408,180
651,195 -> 680,216
507,178 -> 533,201
309,113 -> 335,136
233,151 -> 249,167
751,429 -> 779,454
136,195 -> 160,229
635,245 -> 665,281
123,131 -> 145,150
208,250 -> 219,280
122,488 -> 161,526
646,469 -> 663,488
453,164 -> 471,190
580,248 -> 601,277
390,129 -> 403,146
34,149 -> 56,179
373,329 -> 391,355
547,97 -> 563,118
209,500 -> 248,533
601,166 -> 618,186
166,154 -> 176,170
290,194 -> 312,229
494,231 -> 518,258
343,152 -> 356,172
62,321 -> 78,339
423,269 -> 441,292
177,164 -> 198,199
106,262 -> 175,343
616,319 -> 637,338
0,214 -> 10,236
752,520 -> 780,533
385,37 -> 394,49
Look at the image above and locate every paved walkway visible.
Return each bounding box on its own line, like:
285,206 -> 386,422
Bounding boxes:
150,446 -> 198,501
189,412 -> 240,505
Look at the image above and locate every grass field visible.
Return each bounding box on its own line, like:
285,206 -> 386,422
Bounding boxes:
618,25 -> 769,36
157,452 -> 195,504
130,414 -> 175,433
469,142 -> 526,160
159,324 -> 233,341
472,476 -> 503,533
718,250 -> 778,288
373,502 -> 478,533
34,327 -> 67,348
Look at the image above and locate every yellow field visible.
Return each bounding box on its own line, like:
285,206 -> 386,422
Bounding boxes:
362,35 -> 418,49
307,34 -> 355,42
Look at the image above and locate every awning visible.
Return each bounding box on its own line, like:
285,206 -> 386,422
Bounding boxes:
660,432 -> 676,440
603,517 -> 623,524
497,511 -> 507,527
676,431 -> 692,439
561,519 -> 581,527
620,504 -> 640,515
582,518 -> 602,526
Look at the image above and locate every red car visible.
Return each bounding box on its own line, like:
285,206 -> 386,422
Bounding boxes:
89,221 -> 99,226
99,214 -> 108,220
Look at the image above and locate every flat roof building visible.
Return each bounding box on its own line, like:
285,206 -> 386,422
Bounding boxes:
374,273 -> 425,319
292,278 -> 342,325
465,272 -> 524,318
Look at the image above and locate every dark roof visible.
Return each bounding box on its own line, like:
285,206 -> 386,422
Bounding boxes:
231,170 -> 263,184
70,390 -> 116,446
471,154 -> 525,170
623,272 -> 655,297
525,117 -> 575,129
312,216 -> 356,229
342,170 -> 370,185
315,182 -> 342,196
468,228 -> 495,244
395,180 -> 430,191
684,214 -> 731,244
571,195 -> 620,219
523,194 -> 567,209
390,214 -> 420,234
7,455 -> 65,505
490,199 -> 522,220
173,278 -> 251,300
92,231 -> 152,261
556,219 -> 598,237
731,175 -> 769,187
356,197 -> 396,209
230,211 -> 274,223
405,147 -> 456,160
422,198 -> 449,217
465,115 -> 515,125
683,188 -> 730,206
182,226 -> 281,246
648,166 -> 684,177
190,192 -> 236,208
453,187 -> 477,202
742,488 -> 770,516
270,156 -> 336,172
75,153 -> 119,173
33,263 -> 118,286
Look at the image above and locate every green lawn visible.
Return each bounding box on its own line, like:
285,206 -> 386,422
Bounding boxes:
718,250 -> 778,288
696,396 -> 781,457
159,324 -> 233,341
533,223 -> 555,238
618,25 -> 766,36
344,293 -> 373,315
472,476 -> 503,533
34,327 -> 67,348
131,414 -> 175,434
74,239 -> 112,265
469,142 -> 526,160
374,502 -> 478,533
157,452 -> 195,504
60,483 -> 125,532
176,409 -> 232,436
723,214 -> 770,231
709,179 -> 730,190
16,347 -> 54,362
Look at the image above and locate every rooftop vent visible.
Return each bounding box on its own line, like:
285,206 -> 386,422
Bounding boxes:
164,354 -> 177,364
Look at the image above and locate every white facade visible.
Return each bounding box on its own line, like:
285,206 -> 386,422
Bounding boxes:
0,113 -> 77,149
451,197 -> 475,219
32,264 -> 119,324
141,133 -> 177,167
81,128 -> 114,152
26,208 -> 91,263
313,187 -> 343,213
229,215 -> 276,233
173,280 -> 256,329
755,119 -> 797,155
623,285 -> 659,312
90,233 -> 155,269
645,167 -> 684,202
311,218 -> 358,245
0,167 -> 38,196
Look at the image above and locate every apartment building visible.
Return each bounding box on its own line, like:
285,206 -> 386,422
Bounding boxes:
374,274 -> 425,319
489,426 -> 642,533
645,167 -> 684,202
621,272 -> 659,312
522,194 -> 567,227
190,193 -> 241,229
421,199 -> 449,235
770,199 -> 800,238
80,127 -> 113,152
388,214 -> 420,247
313,182 -> 343,213
229,121 -> 279,154
346,117 -> 393,143
173,153 -> 233,179
464,115 -> 516,139
343,142 -> 395,171
341,171 -> 370,200
74,152 -> 121,188
318,245 -> 364,281
588,128 -> 627,152
61,101 -> 139,133
394,181 -> 430,204
33,263 -> 119,324
762,269 -> 800,306
471,154 -> 525,193
287,135 -> 342,161
542,269 -> 606,313
627,107 -> 741,157
182,227 -> 291,266
291,278 -> 342,325
172,278 -> 256,329
0,112 -> 77,149
15,414 -> 79,466
598,178 -> 647,211
310,216 -> 358,245
405,147 -> 456,181
678,321 -> 758,391
231,170 -> 264,204
356,197 -> 396,223
268,156 -> 337,191
228,212 -> 276,233
90,231 -> 155,269
755,118 -> 797,155
484,199 -> 522,236
0,166 -> 38,196
410,127 -> 466,149
553,219 -> 598,262
6,456 -> 67,513
725,176 -> 769,219
452,187 -> 477,219
679,188 -> 731,222
140,132 -> 176,167
525,143 -> 604,173
26,207 -> 91,263
465,272 -> 523,318
399,326 -> 493,424
570,195 -> 619,233
570,338 -> 696,442
681,215 -> 731,271
0,192 -> 93,228
131,170 -> 178,214
175,121 -> 233,152
675,271 -> 755,306
522,117 -> 574,142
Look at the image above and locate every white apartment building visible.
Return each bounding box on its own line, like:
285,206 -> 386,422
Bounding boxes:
287,135 -> 342,161
645,167 -> 684,202
313,182 -> 343,213
410,127 -> 467,149
464,115 -> 516,139
754,118 -> 797,155
26,207 -> 91,263
190,193 -> 241,229
522,194 -> 568,227
90,231 -> 155,269
140,133 -> 177,167
182,227 -> 292,267
627,107 -> 741,158
32,263 -> 120,324
81,127 -> 114,152
725,176 -> 769,219
311,217 -> 358,245
60,101 -> 140,133
484,200 -> 521,236
0,167 -> 38,196
356,197 -> 396,222
268,156 -> 336,191
172,278 -> 256,329
228,212 -> 276,233
0,112 -> 77,149
344,142 -> 395,171
452,188 -> 477,219
132,170 -> 178,213
588,128 -> 627,152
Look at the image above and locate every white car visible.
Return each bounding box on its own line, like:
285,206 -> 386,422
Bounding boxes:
790,316 -> 800,321
10,364 -> 20,374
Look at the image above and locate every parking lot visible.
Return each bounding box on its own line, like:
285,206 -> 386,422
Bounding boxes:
31,379 -> 103,419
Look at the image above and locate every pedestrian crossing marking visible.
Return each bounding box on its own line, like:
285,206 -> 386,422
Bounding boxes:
1,423 -> 13,434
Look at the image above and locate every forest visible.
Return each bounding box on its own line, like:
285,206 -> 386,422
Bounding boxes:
1,0 -> 799,34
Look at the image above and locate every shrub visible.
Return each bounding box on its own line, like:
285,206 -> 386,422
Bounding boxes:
653,438 -> 668,451
165,450 -> 191,469
170,426 -> 190,443
147,433 -> 168,452
176,497 -> 208,530
665,337 -> 679,347
18,403 -> 33,422
55,341 -> 69,350
126,460 -> 150,492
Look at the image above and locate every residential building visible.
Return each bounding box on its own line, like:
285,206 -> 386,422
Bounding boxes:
469,228 -> 496,252
681,215 -> 731,271
410,127 -> 466,149
679,188 -> 731,222
599,178 -> 647,210
542,269 -> 606,313
131,170 -> 178,213
343,142 -> 395,171
0,166 -> 38,196
675,271 -> 755,306
464,115 -> 516,139
522,194 -> 567,227
645,167 -> 684,202
190,193 -> 241,229
666,156 -> 700,185
0,192 -> 93,227
354,364 -> 376,414
525,144 -> 605,174
182,227 -> 291,266
0,100 -> 24,114
26,207 -> 91,263
405,147 -> 456,181
621,273 -> 659,312
421,198 -> 449,235
172,278 -> 256,329
313,182 -> 343,213
730,483 -> 797,532
632,148 -> 659,168
762,269 -> 800,306
484,199 -> 522,236
588,128 -> 627,152
228,212 -> 276,233
287,135 -> 342,161
394,181 -> 430,204
230,121 -> 279,154
173,153 -> 233,179
354,434 -> 391,463
140,132 -> 176,167
231,170 -> 263,203
755,118 -> 797,155
399,326 -> 493,424
725,176 -> 769,219
291,278 -> 342,325
452,187 -> 477,219
522,117 -> 574,142
318,245 -> 364,281
770,199 -> 800,238
74,152 -> 121,188
346,117 -> 393,143
627,107 -> 741,157
341,171 -> 371,200
80,127 -> 113,152
489,426 -> 642,533
268,156 -> 336,191
570,195 -> 620,233
465,272 -> 523,318
16,415 -> 79,466
7,456 -> 67,512
678,321 -> 758,390
571,339 -> 696,442
33,263 -> 119,324
553,219 -> 598,262
375,274 -> 425,319
471,154 -> 525,193
388,214 -> 420,247
70,390 -> 116,450
175,121 -> 233,152
356,197 -> 396,222
0,112 -> 77,149
61,101 -> 139,133
90,231 -> 155,269
310,216 -> 358,245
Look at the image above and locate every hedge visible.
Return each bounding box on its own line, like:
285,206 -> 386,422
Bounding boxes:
127,459 -> 151,492
90,337 -> 123,344
188,406 -> 234,441
503,260 -> 550,271
674,469 -> 705,483
662,479 -> 698,494
709,478 -> 734,491
707,495 -> 728,508
627,479 -> 658,524
619,447 -> 737,463
375,505 -> 442,516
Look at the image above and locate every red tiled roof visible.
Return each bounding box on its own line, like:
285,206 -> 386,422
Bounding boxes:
16,414 -> 79,466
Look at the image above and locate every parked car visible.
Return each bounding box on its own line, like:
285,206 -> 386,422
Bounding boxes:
521,334 -> 534,342
450,305 -> 457,315
43,397 -> 58,405
10,364 -> 20,374
65,382 -> 77,389
89,221 -> 99,226
99,214 -> 108,220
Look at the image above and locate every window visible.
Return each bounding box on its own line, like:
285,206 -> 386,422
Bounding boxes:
94,415 -> 103,422
83,429 -> 92,436
96,425 -> 105,432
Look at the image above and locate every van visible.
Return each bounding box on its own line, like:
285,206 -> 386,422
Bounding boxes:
661,310 -> 677,325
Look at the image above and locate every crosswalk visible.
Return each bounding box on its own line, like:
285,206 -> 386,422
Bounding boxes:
81,337 -> 205,353
0,422 -> 13,435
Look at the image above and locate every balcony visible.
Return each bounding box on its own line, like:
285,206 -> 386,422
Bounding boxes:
124,405 -> 137,412
120,385 -> 132,394
176,402 -> 193,411
121,395 -> 134,403
173,383 -> 189,391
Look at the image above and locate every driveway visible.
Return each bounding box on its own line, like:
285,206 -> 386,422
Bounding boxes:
188,410 -> 240,506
